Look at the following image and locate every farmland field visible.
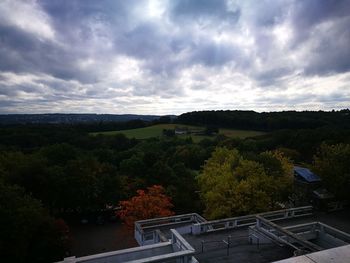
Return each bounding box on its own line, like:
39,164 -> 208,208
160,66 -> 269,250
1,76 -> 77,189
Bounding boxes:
91,124 -> 266,141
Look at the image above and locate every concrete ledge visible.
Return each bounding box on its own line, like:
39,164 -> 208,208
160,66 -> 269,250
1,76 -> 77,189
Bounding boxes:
127,250 -> 194,263
273,244 -> 350,263
192,206 -> 313,235
59,242 -> 172,263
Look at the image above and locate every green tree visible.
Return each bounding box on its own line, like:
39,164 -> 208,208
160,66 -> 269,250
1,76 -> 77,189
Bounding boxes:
257,150 -> 294,202
120,154 -> 146,177
198,147 -> 293,219
313,143 -> 350,201
168,163 -> 201,213
39,143 -> 78,166
0,152 -> 53,207
172,144 -> 208,170
0,179 -> 69,263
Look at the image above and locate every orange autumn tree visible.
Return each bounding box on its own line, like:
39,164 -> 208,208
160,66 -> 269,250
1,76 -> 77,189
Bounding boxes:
117,185 -> 174,227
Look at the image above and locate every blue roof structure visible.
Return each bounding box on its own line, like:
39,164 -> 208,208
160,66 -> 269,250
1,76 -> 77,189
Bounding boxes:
294,166 -> 321,183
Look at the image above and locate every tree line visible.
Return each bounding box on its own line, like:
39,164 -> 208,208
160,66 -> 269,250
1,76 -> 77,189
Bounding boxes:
177,109 -> 350,131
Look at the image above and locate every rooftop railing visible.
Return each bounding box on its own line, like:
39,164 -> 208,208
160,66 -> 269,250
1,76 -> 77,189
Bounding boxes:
135,206 -> 314,243
60,229 -> 197,263
254,215 -> 322,252
192,206 -> 313,235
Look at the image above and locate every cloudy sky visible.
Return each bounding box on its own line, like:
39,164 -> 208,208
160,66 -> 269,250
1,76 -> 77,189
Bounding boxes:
0,0 -> 349,114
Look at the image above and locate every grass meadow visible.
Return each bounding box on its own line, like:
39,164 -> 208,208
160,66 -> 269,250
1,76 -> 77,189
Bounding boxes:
92,124 -> 266,142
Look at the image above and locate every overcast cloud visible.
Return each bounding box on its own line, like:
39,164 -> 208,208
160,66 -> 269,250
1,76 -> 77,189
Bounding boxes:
0,0 -> 349,114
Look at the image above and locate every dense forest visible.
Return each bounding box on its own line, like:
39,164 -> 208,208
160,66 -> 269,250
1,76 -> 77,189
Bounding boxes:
0,110 -> 350,262
177,109 -> 350,130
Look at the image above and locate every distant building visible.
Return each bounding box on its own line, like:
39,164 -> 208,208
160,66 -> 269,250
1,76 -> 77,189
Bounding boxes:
292,166 -> 341,211
312,188 -> 337,211
292,166 -> 322,205
175,127 -> 188,135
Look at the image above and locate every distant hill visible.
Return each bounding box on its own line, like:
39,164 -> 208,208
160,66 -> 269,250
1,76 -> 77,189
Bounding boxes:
0,114 -> 176,125
177,109 -> 350,131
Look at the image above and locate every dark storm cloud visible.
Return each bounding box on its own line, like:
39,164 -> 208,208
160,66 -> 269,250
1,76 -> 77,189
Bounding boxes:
0,100 -> 18,110
0,22 -> 100,83
302,17 -> 350,75
0,85 -> 19,97
0,0 -> 349,113
119,22 -> 170,59
290,0 -> 350,44
189,40 -> 245,67
286,0 -> 350,76
247,0 -> 287,27
39,0 -> 135,30
254,68 -> 294,87
256,91 -> 350,107
0,25 -> 39,73
169,0 -> 241,23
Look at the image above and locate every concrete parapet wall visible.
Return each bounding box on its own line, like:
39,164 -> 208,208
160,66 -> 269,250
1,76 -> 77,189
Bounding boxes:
135,213 -> 205,246
175,225 -> 193,235
171,229 -> 195,253
60,229 -> 196,263
60,242 -> 172,263
135,206 -> 313,243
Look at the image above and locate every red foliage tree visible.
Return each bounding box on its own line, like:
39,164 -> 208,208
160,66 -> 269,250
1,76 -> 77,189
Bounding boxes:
117,185 -> 174,227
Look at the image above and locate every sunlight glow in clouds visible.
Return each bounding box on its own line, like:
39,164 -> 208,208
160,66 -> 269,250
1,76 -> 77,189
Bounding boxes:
146,0 -> 165,19
0,0 -> 349,114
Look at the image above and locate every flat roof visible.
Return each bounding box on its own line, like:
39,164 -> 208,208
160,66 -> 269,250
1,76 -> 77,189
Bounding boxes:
273,244 -> 350,263
67,208 -> 350,262
183,228 -> 293,263
179,210 -> 350,263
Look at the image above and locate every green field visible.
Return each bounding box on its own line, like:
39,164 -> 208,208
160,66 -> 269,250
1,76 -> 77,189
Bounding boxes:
91,124 -> 266,141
